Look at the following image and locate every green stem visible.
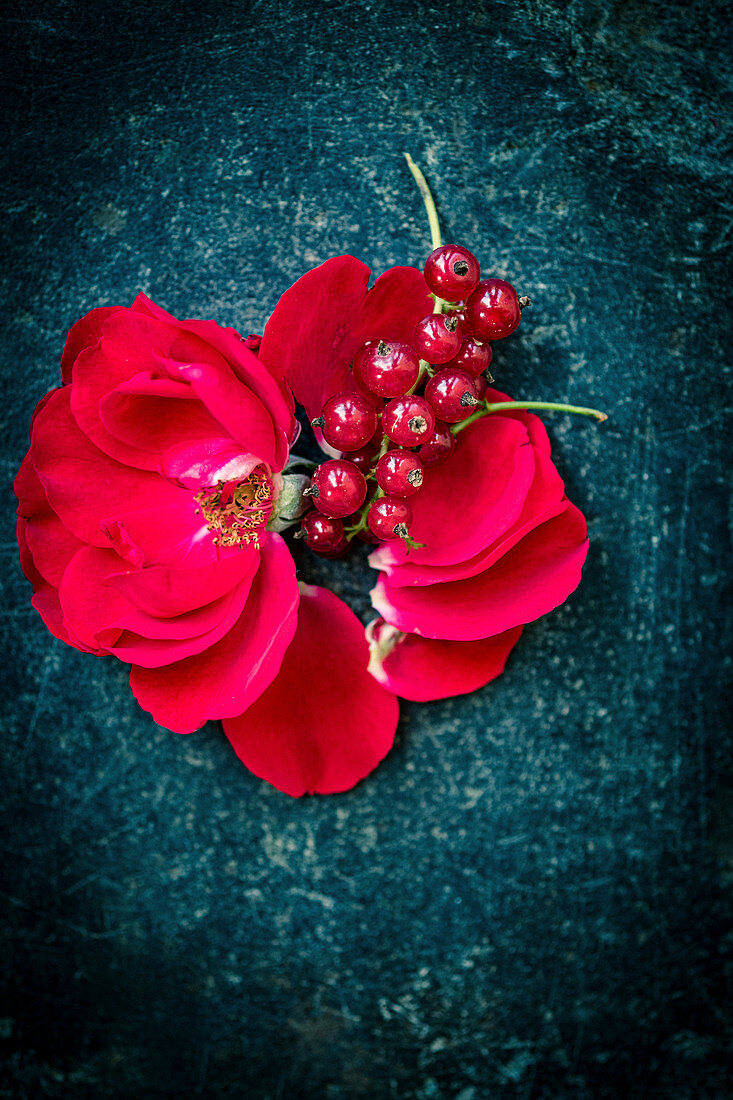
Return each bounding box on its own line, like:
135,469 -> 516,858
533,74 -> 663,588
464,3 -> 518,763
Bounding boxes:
343,512 -> 369,538
407,359 -> 433,397
451,400 -> 609,435
404,153 -> 442,252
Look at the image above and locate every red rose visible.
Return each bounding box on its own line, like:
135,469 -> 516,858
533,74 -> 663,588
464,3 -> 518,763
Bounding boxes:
15,294 -> 399,794
367,388 -> 588,698
258,254 -> 433,427
15,295 -> 303,734
261,257 -> 589,703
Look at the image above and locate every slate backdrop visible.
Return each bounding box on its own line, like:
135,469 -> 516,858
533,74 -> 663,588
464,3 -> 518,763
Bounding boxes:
1,2 -> 731,1097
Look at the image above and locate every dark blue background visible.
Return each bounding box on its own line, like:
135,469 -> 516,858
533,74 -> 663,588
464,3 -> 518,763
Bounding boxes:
2,2 -> 731,1096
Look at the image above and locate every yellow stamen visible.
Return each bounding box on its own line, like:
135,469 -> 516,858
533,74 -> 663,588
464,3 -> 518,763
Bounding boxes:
194,469 -> 273,549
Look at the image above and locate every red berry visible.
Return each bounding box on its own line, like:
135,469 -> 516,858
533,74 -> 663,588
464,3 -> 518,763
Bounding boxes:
412,313 -> 462,363
348,441 -> 380,473
465,278 -> 522,340
423,244 -> 480,302
368,496 -> 413,541
382,395 -> 435,447
353,340 -> 420,397
444,336 -> 493,378
354,386 -> 383,410
425,368 -> 481,423
419,421 -> 455,467
474,373 -> 489,402
300,511 -> 345,553
318,537 -> 351,558
308,459 -> 367,518
375,449 -> 424,497
313,391 -> 378,451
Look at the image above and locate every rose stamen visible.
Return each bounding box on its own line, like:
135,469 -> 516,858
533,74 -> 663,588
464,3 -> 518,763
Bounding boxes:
194,469 -> 273,549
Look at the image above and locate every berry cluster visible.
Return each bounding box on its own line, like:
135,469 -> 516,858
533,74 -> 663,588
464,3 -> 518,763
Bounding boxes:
298,244 -> 528,553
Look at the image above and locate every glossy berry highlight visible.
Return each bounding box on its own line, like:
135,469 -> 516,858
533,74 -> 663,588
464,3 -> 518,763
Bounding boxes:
300,511 -> 345,553
375,450 -> 424,497
465,278 -> 523,341
353,340 -> 420,398
423,244 -> 480,302
425,368 -> 481,423
413,313 -> 462,363
382,395 -> 435,447
313,391 -> 379,451
307,459 -> 367,519
368,496 -> 413,541
444,335 -> 493,378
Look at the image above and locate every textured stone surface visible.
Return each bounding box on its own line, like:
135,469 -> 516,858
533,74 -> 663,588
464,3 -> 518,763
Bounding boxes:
1,2 -> 731,1096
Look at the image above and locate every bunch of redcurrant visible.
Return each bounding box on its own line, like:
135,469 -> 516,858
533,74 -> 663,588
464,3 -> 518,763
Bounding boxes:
297,244 -> 529,554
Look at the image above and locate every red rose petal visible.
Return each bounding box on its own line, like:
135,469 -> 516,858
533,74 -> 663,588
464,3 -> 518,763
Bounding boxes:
370,416 -> 536,570
129,534 -> 299,733
154,351 -> 281,472
371,503 -> 589,640
31,387 -> 190,547
376,449 -> 567,588
222,585 -> 399,797
106,571 -> 256,668
160,438 -> 260,491
17,516 -> 80,649
99,502 -> 217,571
131,294 -> 295,452
106,543 -> 258,616
71,317 -> 162,470
99,374 -> 225,456
15,452 -> 84,586
60,306 -> 124,384
58,546 -> 132,652
24,511 -> 86,588
259,256 -> 432,423
366,619 -> 523,702
485,386 -> 552,455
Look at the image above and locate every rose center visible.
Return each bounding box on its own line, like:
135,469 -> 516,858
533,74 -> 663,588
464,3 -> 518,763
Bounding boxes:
194,468 -> 274,549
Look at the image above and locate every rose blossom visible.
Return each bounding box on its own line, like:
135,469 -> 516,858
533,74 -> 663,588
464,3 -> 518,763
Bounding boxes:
261,256 -> 589,702
367,388 -> 588,698
15,295 -> 398,793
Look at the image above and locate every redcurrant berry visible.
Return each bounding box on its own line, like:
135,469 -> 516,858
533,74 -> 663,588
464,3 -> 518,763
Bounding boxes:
348,441 -> 381,473
423,244 -> 480,302
312,391 -> 378,451
318,536 -> 351,558
425,368 -> 481,423
353,340 -> 420,397
412,313 -> 462,363
368,496 -> 413,541
382,395 -> 435,447
419,420 -> 455,467
465,278 -> 524,340
375,449 -> 424,497
474,373 -> 489,402
444,335 -> 493,378
306,459 -> 367,518
354,386 -> 383,411
300,511 -> 345,553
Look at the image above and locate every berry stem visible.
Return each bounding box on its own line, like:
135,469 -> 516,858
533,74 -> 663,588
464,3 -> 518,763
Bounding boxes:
406,359 -> 433,396
343,512 -> 369,538
404,153 -> 442,252
404,155 -> 445,315
451,400 -> 609,435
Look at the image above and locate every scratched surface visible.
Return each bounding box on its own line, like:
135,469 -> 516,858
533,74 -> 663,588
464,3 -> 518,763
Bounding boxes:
1,2 -> 731,1097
